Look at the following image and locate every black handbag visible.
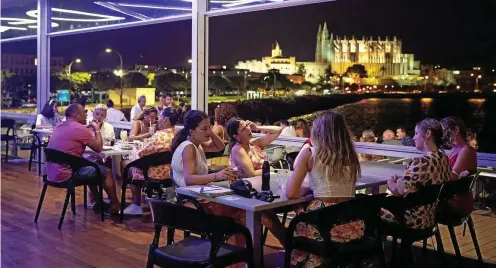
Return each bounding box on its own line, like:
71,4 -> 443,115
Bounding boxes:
230,180 -> 276,202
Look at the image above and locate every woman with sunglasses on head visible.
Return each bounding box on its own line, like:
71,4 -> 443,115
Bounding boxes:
226,118 -> 282,178
129,107 -> 158,141
36,100 -> 63,129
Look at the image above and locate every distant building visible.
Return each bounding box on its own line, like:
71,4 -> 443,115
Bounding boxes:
1,53 -> 64,75
236,23 -> 420,84
315,23 -> 418,76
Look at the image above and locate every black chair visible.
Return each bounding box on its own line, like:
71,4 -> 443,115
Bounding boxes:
1,119 -> 16,162
286,151 -> 299,171
29,125 -> 47,175
285,194 -> 387,268
422,174 -> 483,266
378,184 -> 443,268
34,148 -> 105,229
120,151 -> 174,223
146,199 -> 254,268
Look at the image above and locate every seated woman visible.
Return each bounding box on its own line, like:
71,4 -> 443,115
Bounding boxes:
85,104 -> 117,208
226,118 -> 282,178
382,118 -> 451,229
286,111 -> 362,267
36,100 -> 63,129
171,110 -> 286,247
209,103 -> 238,167
358,129 -> 383,161
295,119 -> 310,138
122,108 -> 178,215
129,107 -> 158,141
441,116 -> 478,215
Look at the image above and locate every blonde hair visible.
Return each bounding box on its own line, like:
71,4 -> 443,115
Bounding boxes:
310,111 -> 360,183
94,104 -> 108,111
360,129 -> 376,142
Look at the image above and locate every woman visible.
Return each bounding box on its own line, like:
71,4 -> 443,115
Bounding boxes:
286,111 -> 362,267
91,104 -> 115,143
129,107 -> 158,141
227,118 -> 282,178
441,116 -> 477,215
295,119 -> 310,138
171,110 -> 286,248
381,118 -> 451,229
122,108 -> 178,215
36,100 -> 62,128
210,103 -> 238,167
358,129 -> 382,161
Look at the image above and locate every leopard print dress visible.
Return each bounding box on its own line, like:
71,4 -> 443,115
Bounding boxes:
380,151 -> 451,229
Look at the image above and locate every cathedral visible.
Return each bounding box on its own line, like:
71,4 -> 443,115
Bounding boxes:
235,23 -> 419,83
315,23 -> 418,76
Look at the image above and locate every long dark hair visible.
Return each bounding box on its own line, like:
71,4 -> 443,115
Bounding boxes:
40,100 -> 56,119
171,110 -> 209,152
440,116 -> 467,148
226,117 -> 242,151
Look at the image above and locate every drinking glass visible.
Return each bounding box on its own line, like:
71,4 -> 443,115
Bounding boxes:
120,130 -> 128,144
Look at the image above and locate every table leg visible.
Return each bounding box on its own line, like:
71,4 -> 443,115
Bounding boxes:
111,156 -> 122,202
246,211 -> 263,268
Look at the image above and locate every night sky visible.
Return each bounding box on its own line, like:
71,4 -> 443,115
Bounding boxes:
2,0 -> 495,71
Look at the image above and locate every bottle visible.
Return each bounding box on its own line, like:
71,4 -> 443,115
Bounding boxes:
262,154 -> 271,191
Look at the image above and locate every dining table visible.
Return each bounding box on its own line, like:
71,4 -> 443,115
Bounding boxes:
175,161 -> 407,268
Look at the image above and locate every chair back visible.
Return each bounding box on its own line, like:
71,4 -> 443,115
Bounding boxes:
1,119 -> 15,136
384,183 -> 443,227
286,151 -> 299,170
149,199 -> 251,260
43,148 -> 101,180
439,173 -> 479,201
288,194 -> 386,246
123,151 -> 173,184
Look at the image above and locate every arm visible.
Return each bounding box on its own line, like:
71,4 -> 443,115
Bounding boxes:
388,157 -> 424,196
201,128 -> 225,153
251,125 -> 282,148
86,123 -> 103,153
451,146 -> 477,180
182,144 -> 218,186
212,125 -> 225,142
129,121 -> 151,141
232,145 -> 262,177
286,148 -> 312,199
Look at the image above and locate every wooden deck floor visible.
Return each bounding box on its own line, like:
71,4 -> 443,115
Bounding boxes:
2,161 -> 496,267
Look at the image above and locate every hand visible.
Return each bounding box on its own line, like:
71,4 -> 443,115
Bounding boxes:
246,120 -> 257,131
390,174 -> 400,183
216,167 -> 237,181
90,121 -> 101,131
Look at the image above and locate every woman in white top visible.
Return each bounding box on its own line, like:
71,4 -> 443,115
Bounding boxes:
286,111 -> 362,267
91,104 -> 115,142
171,110 -> 287,248
36,100 -> 63,129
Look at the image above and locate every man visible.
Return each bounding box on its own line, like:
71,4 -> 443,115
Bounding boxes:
156,92 -> 174,118
396,126 -> 415,146
130,95 -> 146,122
382,129 -> 403,146
280,119 -> 297,137
46,104 -> 120,213
74,97 -> 93,122
123,108 -> 178,215
105,99 -> 127,122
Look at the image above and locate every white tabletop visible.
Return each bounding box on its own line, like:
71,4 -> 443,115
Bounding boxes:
32,128 -> 53,134
85,145 -> 132,157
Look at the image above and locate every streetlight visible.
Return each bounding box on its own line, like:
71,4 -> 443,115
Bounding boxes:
67,58 -> 81,75
188,59 -> 192,64
105,48 -> 124,108
476,75 -> 482,91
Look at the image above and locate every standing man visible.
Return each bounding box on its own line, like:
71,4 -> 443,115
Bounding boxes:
106,99 -> 127,122
130,95 -> 146,122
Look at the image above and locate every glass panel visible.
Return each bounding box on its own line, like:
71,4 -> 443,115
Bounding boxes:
50,21 -> 191,121
1,0 -> 38,40
50,0 -> 192,33
1,40 -> 37,114
208,0 -> 314,11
